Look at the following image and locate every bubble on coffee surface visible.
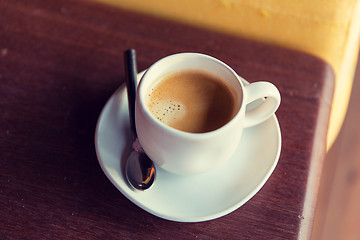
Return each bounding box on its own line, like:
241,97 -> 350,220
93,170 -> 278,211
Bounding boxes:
148,99 -> 186,125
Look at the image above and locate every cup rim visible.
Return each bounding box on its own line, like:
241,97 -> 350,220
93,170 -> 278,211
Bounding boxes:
137,52 -> 245,139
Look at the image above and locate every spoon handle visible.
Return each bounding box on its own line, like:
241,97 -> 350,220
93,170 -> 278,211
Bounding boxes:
124,49 -> 138,141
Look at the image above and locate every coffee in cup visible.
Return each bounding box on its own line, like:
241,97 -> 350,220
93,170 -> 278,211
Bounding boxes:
146,69 -> 240,133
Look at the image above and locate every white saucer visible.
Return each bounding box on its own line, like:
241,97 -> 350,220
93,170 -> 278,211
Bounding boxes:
95,72 -> 281,222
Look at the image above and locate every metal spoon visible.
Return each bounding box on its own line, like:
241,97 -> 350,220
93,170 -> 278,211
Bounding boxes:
124,49 -> 156,190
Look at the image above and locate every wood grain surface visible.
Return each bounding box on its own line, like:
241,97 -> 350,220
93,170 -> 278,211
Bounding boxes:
0,0 -> 334,239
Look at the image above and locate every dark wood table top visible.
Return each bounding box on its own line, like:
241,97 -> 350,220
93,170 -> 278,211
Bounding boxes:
0,0 -> 334,239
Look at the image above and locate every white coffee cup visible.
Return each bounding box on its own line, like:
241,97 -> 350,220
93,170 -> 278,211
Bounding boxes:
135,53 -> 280,175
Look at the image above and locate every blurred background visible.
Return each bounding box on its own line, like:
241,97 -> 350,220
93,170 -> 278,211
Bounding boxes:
312,53 -> 360,239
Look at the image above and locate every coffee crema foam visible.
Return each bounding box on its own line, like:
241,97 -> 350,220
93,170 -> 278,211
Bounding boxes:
147,69 -> 239,133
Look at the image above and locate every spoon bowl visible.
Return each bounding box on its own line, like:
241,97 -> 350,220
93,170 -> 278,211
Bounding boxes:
126,145 -> 156,190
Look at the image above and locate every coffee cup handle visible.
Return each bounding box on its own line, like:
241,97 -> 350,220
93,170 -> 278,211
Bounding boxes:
243,81 -> 281,128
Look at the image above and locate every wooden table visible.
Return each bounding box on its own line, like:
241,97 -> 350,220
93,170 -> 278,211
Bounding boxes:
0,0 -> 334,239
